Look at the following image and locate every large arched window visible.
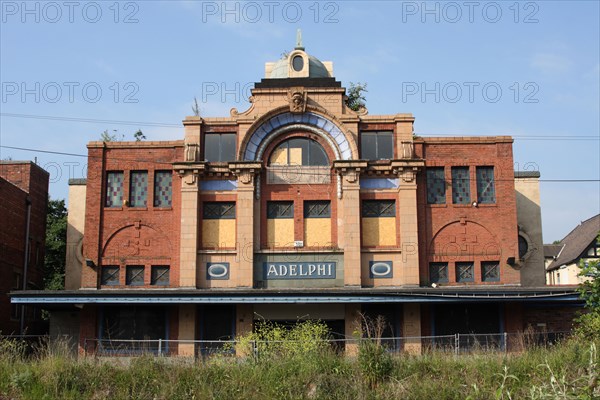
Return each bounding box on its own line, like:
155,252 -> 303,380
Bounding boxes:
269,138 -> 329,166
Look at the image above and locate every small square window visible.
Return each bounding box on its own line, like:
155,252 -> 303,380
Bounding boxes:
482,262 -> 500,282
361,200 -> 395,218
304,201 -> 331,218
429,262 -> 449,283
456,262 -> 474,283
203,202 -> 236,219
130,171 -> 148,207
126,266 -> 145,286
13,272 -> 22,290
151,266 -> 170,286
105,171 -> 124,207
101,266 -> 120,286
267,201 -> 294,219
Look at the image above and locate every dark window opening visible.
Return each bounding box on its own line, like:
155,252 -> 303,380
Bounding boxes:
269,137 -> 329,166
482,261 -> 500,282
304,200 -> 331,218
429,262 -> 449,283
126,265 -> 144,286
456,262 -> 474,283
360,131 -> 393,160
362,200 -> 395,218
203,202 -> 236,219
100,306 -> 167,353
267,201 -> 294,219
151,266 -> 170,286
518,235 -> 529,259
204,133 -> 236,162
101,266 -> 120,286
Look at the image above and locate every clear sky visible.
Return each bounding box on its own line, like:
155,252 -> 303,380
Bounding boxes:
1,0 -> 598,242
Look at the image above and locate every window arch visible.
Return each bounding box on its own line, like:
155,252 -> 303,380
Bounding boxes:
268,137 -> 329,166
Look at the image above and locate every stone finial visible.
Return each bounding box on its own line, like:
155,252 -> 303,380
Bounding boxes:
295,28 -> 304,50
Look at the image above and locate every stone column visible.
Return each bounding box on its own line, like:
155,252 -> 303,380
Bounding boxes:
334,161 -> 367,287
230,162 -> 262,288
174,164 -> 204,288
178,304 -> 196,357
235,304 -> 254,357
393,163 -> 423,286
402,303 -> 422,354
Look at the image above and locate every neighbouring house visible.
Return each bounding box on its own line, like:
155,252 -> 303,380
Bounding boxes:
1,161 -> 49,335
11,35 -> 583,356
546,214 -> 600,285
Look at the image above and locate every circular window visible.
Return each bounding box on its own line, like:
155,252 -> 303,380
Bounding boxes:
518,235 -> 529,259
292,55 -> 304,72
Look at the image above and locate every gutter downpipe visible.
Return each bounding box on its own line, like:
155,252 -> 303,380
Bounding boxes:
20,195 -> 32,335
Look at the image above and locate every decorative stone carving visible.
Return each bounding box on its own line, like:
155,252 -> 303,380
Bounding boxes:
229,162 -> 262,187
185,143 -> 199,162
288,89 -> 307,113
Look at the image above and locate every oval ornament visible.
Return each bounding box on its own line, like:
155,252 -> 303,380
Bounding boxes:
208,263 -> 229,278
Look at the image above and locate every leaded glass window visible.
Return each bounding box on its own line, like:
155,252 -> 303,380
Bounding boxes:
452,167 -> 470,204
129,171 -> 148,207
267,201 -> 294,218
304,201 -> 331,218
427,167 -> 446,204
430,262 -> 448,283
151,266 -> 170,286
203,202 -> 236,219
481,261 -> 500,282
126,265 -> 144,286
476,166 -> 496,204
101,266 -> 120,286
105,171 -> 124,207
154,171 -> 172,208
456,262 -> 474,283
362,200 -> 396,218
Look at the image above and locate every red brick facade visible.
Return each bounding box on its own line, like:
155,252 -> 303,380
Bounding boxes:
0,162 -> 49,334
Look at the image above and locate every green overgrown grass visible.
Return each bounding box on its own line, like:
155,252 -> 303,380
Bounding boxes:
1,335 -> 598,400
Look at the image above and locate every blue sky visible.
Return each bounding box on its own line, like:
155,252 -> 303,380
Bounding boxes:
1,0 -> 599,242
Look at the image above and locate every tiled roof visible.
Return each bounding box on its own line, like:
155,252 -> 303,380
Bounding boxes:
547,214 -> 600,271
543,244 -> 563,259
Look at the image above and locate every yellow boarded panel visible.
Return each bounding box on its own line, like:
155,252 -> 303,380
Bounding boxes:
202,219 -> 236,248
267,218 -> 294,247
304,218 -> 331,247
270,147 -> 287,165
289,147 -> 302,165
362,217 -> 396,247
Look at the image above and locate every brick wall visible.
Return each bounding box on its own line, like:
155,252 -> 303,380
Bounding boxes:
81,143 -> 183,289
0,162 -> 49,334
415,138 -> 520,286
